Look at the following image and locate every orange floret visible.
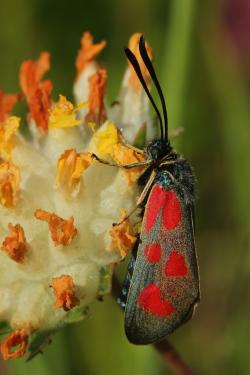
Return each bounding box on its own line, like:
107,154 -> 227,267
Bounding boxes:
19,52 -> 52,132
56,149 -> 93,194
112,144 -> 145,184
109,209 -> 137,258
2,223 -> 28,263
50,275 -> 79,311
75,32 -> 106,78
34,209 -> 77,246
0,116 -> 20,161
0,329 -> 29,360
0,161 -> 20,208
85,68 -> 107,124
0,89 -> 20,122
127,33 -> 153,91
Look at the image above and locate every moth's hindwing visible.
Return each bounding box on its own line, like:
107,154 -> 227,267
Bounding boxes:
124,183 -> 200,345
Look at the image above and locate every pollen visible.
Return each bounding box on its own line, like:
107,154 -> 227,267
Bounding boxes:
56,149 -> 93,194
34,209 -> 77,246
0,329 -> 29,360
2,223 -> 28,263
49,95 -> 85,128
85,68 -> 107,124
0,89 -> 20,122
19,52 -> 52,132
112,144 -> 145,184
0,161 -> 20,208
0,116 -> 20,161
75,31 -> 106,78
109,209 -> 137,258
128,33 -> 153,91
50,275 -> 79,311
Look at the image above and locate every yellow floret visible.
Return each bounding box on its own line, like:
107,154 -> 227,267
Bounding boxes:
0,116 -> 20,161
49,95 -> 86,128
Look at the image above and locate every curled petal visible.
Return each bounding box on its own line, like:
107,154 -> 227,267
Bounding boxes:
109,208 -> 137,258
19,52 -> 52,132
76,32 -> 106,78
0,161 -> 20,208
56,149 -> 93,195
19,52 -> 50,99
0,89 -> 21,122
50,275 -> 79,311
0,116 -> 20,161
0,329 -> 29,360
85,68 -> 107,125
2,223 -> 28,263
34,209 -> 77,246
112,144 -> 145,184
49,95 -> 86,128
127,33 -> 153,91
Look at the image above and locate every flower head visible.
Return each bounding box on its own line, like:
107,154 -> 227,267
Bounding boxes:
0,32 -> 155,360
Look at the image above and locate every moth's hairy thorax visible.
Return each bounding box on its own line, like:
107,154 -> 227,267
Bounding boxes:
139,139 -> 196,205
156,160 -> 196,205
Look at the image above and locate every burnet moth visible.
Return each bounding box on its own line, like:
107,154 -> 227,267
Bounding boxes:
116,36 -> 200,345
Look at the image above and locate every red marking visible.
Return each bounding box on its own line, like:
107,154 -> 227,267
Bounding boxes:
138,284 -> 175,317
145,185 -> 166,232
165,251 -> 188,276
144,243 -> 162,263
162,190 -> 181,229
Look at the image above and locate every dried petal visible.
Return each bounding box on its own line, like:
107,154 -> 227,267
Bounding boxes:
49,95 -> 85,128
34,209 -> 77,246
19,52 -> 52,132
109,208 -> 137,258
56,149 -> 93,195
127,33 -> 153,91
19,52 -> 50,99
112,143 -> 145,184
2,223 -> 28,263
92,121 -> 121,157
29,81 -> 52,132
0,89 -> 20,122
76,32 -> 106,78
0,116 -> 20,161
0,161 -> 20,208
85,68 -> 107,124
50,275 -> 79,311
0,329 -> 29,360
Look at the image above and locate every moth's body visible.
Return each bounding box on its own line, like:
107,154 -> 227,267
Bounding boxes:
117,36 -> 200,345
118,139 -> 200,345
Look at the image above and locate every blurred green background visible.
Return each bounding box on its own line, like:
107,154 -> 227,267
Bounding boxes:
1,0 -> 250,374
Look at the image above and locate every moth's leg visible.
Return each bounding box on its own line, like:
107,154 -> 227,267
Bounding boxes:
113,169 -> 157,226
92,153 -> 152,169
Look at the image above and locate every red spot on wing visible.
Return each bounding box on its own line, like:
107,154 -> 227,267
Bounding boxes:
138,284 -> 175,317
145,185 -> 166,232
144,243 -> 162,263
162,190 -> 181,229
165,251 -> 188,276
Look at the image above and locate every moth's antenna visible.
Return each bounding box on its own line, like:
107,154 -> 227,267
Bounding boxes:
124,47 -> 164,141
139,35 -> 169,141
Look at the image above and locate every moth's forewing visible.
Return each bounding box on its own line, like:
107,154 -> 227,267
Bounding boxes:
124,184 -> 200,345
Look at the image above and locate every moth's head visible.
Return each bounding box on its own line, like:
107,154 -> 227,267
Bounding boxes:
145,139 -> 172,161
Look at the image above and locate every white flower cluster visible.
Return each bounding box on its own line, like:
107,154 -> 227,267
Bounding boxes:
0,32 -> 153,360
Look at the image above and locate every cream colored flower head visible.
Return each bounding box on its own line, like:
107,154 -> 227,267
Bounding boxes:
0,31 -> 154,360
